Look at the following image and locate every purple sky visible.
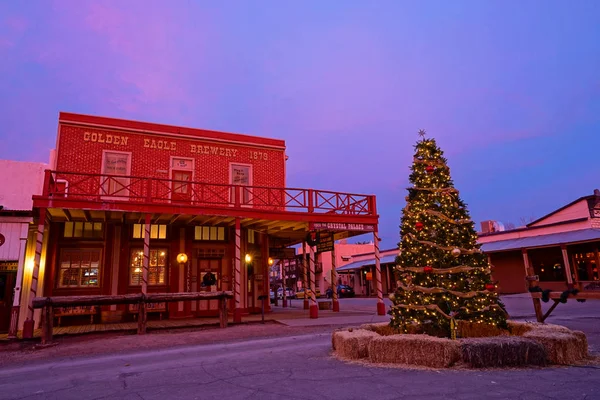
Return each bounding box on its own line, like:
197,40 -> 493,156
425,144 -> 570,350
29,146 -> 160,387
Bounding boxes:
1,1 -> 600,249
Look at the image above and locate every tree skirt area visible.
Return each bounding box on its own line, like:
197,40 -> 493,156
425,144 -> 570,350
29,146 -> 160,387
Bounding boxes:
331,321 -> 590,369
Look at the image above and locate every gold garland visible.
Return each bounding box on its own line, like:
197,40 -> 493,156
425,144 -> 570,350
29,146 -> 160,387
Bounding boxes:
406,233 -> 482,254
412,158 -> 449,168
424,209 -> 471,225
397,283 -> 491,298
394,303 -> 506,320
396,265 -> 475,274
410,187 -> 458,194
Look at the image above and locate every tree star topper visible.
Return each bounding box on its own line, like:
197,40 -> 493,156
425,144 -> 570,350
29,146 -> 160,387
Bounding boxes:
418,129 -> 427,138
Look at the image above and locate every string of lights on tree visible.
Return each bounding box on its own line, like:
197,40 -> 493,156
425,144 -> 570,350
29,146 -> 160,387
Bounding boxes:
389,129 -> 508,337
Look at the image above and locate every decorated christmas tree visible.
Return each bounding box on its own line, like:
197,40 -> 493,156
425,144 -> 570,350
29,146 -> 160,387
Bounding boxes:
390,130 -> 507,338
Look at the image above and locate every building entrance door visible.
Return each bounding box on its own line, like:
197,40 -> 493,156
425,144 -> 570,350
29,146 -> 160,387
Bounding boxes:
0,272 -> 16,333
171,157 -> 194,203
192,258 -> 221,315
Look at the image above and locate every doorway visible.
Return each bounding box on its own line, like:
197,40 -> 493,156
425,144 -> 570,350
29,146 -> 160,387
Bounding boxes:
0,272 -> 16,333
170,157 -> 194,203
192,258 -> 221,315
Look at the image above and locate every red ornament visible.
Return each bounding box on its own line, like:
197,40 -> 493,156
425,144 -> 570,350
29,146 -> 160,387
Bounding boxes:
423,266 -> 433,273
485,283 -> 495,291
426,165 -> 435,174
415,222 -> 424,231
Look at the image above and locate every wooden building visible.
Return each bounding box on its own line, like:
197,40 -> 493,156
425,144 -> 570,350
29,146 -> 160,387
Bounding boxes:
19,112 -> 384,336
479,190 -> 600,294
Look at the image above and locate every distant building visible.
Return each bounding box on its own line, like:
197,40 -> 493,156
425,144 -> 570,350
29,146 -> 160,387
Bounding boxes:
0,159 -> 47,336
479,189 -> 600,294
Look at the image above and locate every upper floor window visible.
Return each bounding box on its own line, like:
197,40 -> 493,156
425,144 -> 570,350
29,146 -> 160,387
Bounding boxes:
101,150 -> 131,198
230,163 -> 252,205
132,224 -> 167,239
64,222 -> 104,239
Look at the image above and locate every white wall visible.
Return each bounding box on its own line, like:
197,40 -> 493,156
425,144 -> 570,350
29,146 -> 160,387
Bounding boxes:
0,160 -> 47,210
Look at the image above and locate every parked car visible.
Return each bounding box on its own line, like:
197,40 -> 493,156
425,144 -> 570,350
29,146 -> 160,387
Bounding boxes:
294,288 -> 321,299
277,287 -> 295,299
337,284 -> 355,298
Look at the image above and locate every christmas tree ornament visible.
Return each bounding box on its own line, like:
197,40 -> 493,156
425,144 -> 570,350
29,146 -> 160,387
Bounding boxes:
485,283 -> 495,291
423,266 -> 434,273
415,222 -> 424,231
451,248 -> 461,257
426,165 -> 435,174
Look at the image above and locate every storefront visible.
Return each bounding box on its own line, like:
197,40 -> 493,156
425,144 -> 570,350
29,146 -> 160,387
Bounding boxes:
478,190 -> 600,294
19,112 -> 382,334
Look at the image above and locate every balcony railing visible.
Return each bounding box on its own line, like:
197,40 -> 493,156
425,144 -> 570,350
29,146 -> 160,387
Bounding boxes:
39,170 -> 376,216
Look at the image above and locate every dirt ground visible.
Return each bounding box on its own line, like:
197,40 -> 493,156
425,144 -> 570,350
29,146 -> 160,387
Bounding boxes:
0,321 -> 335,368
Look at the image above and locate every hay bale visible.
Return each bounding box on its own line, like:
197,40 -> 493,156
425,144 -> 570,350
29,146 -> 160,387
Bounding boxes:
523,329 -> 588,365
332,329 -> 379,360
507,321 -> 535,336
457,321 -> 510,338
368,334 -> 461,368
459,337 -> 547,368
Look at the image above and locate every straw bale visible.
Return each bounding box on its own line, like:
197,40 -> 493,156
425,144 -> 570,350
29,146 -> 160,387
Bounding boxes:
523,329 -> 588,365
507,321 -> 535,336
359,322 -> 399,336
457,321 -> 510,338
368,334 -> 461,368
459,337 -> 547,368
332,329 -> 379,360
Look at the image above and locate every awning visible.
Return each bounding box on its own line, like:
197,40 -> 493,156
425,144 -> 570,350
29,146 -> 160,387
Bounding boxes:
336,254 -> 397,272
480,228 -> 600,253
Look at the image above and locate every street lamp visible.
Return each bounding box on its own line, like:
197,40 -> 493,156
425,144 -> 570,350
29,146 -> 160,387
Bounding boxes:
245,253 -> 252,264
177,253 -> 189,292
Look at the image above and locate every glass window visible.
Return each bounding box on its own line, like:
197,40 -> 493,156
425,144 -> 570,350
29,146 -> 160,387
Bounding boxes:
102,151 -> 131,197
130,249 -> 168,286
230,164 -> 252,205
529,248 -> 565,282
63,222 -> 104,239
58,249 -> 101,288
194,226 -> 226,241
132,224 -> 167,239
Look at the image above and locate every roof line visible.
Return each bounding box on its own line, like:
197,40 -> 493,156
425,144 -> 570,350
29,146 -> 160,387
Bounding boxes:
526,195 -> 596,228
478,217 -> 589,238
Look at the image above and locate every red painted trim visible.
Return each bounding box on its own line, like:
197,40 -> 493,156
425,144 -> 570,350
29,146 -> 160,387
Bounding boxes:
59,112 -> 286,149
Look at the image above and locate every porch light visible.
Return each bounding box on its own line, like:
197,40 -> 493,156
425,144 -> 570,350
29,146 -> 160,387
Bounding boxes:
177,253 -> 188,264
245,254 -> 252,264
268,257 -> 274,265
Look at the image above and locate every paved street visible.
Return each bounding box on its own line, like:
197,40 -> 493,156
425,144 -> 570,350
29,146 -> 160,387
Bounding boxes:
0,295 -> 598,400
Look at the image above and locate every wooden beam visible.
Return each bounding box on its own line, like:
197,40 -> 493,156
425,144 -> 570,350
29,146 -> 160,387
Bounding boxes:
63,209 -> 73,222
531,291 -> 600,300
83,209 -> 91,222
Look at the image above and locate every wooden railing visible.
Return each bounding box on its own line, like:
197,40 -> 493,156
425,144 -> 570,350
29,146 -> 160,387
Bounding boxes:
32,291 -> 233,345
39,170 -> 376,216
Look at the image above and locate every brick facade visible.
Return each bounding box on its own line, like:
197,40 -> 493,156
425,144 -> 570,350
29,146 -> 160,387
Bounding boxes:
56,120 -> 285,188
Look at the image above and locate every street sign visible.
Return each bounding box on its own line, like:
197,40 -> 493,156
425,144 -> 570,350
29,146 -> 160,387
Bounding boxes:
310,222 -> 376,232
316,234 -> 334,253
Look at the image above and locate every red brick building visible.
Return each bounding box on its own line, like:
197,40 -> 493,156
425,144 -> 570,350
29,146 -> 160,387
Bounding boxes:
19,112 -> 384,334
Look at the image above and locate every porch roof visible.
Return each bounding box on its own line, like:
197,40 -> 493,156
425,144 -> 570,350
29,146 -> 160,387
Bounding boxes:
337,254 -> 397,272
480,228 -> 600,253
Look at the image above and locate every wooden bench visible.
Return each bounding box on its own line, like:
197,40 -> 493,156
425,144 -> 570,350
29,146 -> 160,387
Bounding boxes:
129,302 -> 167,320
54,306 -> 98,326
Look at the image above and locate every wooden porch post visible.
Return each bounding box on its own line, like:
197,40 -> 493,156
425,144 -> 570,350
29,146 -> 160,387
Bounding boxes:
8,223 -> 29,339
137,213 -> 151,335
233,218 -> 242,323
561,245 -> 574,288
303,241 -> 309,310
23,208 -> 47,339
331,243 -> 339,312
308,243 -> 318,318
522,249 -> 543,322
374,230 -> 385,315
